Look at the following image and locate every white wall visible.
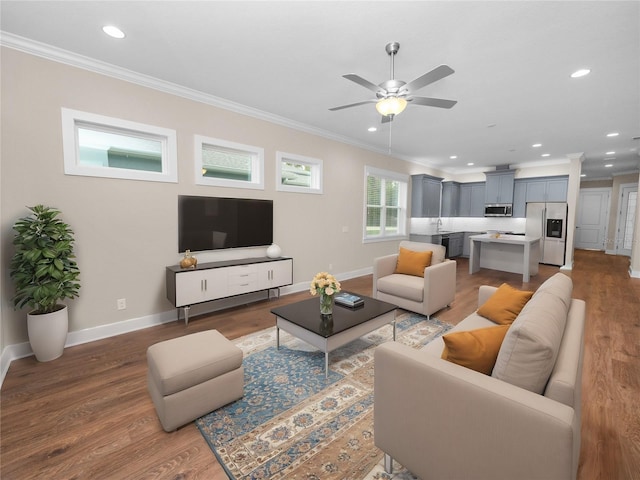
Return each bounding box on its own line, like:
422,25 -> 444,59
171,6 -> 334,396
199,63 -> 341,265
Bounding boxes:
1,47 -> 436,351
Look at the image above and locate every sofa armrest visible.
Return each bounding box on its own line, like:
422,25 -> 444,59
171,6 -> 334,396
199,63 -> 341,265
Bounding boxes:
478,284 -> 499,308
373,254 -> 398,295
374,342 -> 577,480
423,259 -> 456,310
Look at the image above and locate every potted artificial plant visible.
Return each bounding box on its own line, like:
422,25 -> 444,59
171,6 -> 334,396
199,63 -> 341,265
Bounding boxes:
10,205 -> 81,362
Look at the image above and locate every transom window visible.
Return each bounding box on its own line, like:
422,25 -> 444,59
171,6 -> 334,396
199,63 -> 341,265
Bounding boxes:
276,152 -> 323,194
364,166 -> 408,242
61,108 -> 177,183
195,135 -> 264,189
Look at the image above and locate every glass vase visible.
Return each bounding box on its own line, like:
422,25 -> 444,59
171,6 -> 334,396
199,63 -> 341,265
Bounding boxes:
319,292 -> 334,315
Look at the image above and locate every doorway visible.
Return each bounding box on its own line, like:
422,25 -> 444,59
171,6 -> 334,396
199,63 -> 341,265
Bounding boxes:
615,183 -> 638,257
575,188 -> 610,250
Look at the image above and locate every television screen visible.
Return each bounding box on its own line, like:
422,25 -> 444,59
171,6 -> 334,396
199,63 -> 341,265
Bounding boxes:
178,195 -> 273,253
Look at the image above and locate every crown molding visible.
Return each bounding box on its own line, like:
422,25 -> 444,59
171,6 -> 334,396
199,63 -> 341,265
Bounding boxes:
0,31 -> 400,160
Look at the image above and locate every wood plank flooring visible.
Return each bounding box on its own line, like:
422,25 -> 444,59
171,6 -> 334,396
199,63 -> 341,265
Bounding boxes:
1,249 -> 638,479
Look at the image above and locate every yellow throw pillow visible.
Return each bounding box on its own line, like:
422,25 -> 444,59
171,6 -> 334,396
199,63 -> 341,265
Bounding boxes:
477,283 -> 534,325
394,247 -> 433,277
441,325 -> 511,375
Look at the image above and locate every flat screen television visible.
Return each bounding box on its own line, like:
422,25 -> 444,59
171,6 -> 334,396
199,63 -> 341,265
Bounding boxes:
178,195 -> 273,253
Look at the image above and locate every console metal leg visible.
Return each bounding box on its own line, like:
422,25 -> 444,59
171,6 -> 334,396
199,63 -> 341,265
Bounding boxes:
325,352 -> 329,379
183,305 -> 190,326
392,320 -> 396,341
276,326 -> 280,349
384,453 -> 394,474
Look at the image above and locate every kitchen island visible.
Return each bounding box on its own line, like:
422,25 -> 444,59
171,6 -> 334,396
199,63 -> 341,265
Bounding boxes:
469,234 -> 541,282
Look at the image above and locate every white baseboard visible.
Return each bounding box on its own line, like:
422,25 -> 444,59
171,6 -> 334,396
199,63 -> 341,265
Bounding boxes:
0,266 -> 373,388
630,267 -> 640,279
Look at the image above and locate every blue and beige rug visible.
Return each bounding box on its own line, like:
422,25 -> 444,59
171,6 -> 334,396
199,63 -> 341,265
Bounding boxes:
196,311 -> 452,479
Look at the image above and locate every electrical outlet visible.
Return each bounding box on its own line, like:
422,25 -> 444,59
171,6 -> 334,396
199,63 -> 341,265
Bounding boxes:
117,298 -> 126,310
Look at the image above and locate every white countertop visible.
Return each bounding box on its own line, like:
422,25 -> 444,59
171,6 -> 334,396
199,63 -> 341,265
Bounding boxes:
469,233 -> 540,244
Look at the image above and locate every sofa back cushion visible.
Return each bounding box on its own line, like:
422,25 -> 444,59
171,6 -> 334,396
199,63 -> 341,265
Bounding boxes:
399,241 -> 445,265
492,273 -> 572,394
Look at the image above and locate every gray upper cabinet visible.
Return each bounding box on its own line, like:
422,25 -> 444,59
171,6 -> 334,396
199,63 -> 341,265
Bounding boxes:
524,176 -> 569,203
459,182 -> 486,217
484,171 -> 515,204
513,175 -> 569,217
411,174 -> 443,217
441,181 -> 460,217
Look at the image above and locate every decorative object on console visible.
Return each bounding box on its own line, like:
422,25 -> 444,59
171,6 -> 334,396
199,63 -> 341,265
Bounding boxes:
309,271 -> 341,315
266,243 -> 281,258
179,249 -> 197,269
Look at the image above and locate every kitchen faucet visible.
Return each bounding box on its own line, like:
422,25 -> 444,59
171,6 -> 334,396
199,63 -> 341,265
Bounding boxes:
436,218 -> 443,232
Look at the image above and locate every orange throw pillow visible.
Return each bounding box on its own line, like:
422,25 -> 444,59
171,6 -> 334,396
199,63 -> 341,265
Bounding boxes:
394,247 -> 433,277
477,283 -> 533,325
441,325 -> 511,375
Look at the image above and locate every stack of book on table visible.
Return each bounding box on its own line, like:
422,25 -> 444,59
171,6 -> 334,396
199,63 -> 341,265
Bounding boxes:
335,292 -> 364,308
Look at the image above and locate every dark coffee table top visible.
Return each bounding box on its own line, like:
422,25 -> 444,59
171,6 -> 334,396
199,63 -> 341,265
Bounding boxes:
271,293 -> 397,338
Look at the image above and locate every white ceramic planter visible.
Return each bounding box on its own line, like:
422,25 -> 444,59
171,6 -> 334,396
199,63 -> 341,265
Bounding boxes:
27,305 -> 68,362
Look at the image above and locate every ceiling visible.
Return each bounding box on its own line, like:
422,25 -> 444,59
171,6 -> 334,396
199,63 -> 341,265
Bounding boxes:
2,1 -> 639,180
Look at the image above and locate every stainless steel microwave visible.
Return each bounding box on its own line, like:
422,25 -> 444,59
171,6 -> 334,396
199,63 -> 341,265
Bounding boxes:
484,204 -> 513,216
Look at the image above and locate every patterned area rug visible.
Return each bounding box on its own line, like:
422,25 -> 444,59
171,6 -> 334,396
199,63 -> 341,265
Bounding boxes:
196,311 -> 452,479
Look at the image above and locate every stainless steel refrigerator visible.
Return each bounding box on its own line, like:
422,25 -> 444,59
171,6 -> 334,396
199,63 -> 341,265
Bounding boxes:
525,202 -> 568,266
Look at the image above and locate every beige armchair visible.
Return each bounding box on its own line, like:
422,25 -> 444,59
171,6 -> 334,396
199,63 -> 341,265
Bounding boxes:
373,241 -> 456,319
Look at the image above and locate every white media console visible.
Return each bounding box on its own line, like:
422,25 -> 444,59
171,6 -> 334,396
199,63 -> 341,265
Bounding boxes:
166,256 -> 293,324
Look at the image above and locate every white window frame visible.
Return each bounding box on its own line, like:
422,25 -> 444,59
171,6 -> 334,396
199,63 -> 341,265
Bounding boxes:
194,135 -> 264,190
276,151 -> 323,194
363,166 -> 409,243
61,108 -> 178,183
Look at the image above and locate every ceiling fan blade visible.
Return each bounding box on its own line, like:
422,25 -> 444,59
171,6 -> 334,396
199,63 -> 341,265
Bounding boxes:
409,96 -> 458,109
329,99 -> 377,111
343,74 -> 384,94
404,65 -> 455,93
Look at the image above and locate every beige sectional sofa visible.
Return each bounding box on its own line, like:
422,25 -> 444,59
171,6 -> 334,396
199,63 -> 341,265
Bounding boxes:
374,273 -> 585,480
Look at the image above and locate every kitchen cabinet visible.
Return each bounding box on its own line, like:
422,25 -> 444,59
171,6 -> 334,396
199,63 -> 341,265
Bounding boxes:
448,232 -> 464,258
411,174 -> 443,217
441,181 -> 460,217
512,180 -> 527,217
484,171 -> 515,204
524,176 -> 568,202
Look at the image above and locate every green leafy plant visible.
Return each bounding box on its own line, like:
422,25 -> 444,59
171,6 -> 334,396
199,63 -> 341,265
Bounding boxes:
10,205 -> 81,314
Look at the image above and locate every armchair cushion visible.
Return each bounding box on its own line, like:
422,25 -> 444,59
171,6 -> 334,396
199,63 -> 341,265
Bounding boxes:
442,325 -> 510,374
394,247 -> 432,277
477,283 -> 533,325
377,274 -> 424,302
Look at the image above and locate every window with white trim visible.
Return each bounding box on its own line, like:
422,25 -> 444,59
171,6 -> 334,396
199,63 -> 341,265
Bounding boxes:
61,108 -> 177,183
195,135 -> 264,189
364,166 -> 408,242
276,151 -> 323,194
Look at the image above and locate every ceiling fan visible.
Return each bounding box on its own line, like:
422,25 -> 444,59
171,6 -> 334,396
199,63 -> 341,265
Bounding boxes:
330,42 -> 457,123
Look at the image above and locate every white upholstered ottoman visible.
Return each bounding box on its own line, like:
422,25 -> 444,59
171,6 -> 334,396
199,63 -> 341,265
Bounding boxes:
147,330 -> 243,432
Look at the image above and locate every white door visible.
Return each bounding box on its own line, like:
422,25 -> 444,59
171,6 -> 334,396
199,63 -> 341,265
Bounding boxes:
616,184 -> 638,257
575,188 -> 610,250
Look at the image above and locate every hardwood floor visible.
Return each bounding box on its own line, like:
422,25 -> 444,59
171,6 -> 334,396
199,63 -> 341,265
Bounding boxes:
1,249 -> 638,479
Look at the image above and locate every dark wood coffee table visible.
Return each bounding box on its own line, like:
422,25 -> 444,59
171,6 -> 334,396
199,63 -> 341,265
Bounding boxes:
271,294 -> 397,377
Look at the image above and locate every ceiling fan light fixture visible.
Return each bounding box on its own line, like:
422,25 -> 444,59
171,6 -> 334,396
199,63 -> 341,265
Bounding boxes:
376,97 -> 407,117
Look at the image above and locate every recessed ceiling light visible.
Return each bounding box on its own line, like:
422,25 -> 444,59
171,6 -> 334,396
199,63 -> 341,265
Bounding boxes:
450,155 -> 457,159
541,153 -> 550,157
607,132 -> 619,137
606,151 -> 615,155
605,164 -> 613,168
580,174 -> 586,177
103,25 -> 125,39
467,162 -> 474,166
367,127 -> 377,132
532,143 -> 542,148
571,69 -> 591,78
487,123 -> 497,128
